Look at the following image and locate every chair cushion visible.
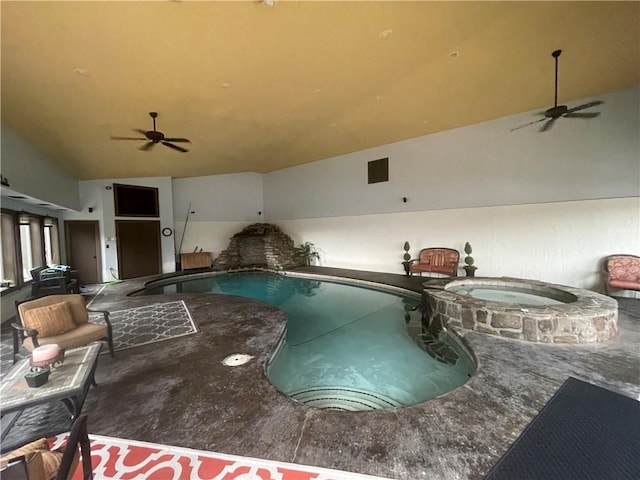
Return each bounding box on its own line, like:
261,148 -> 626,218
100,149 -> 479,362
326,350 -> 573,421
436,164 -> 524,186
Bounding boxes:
21,302 -> 76,338
412,263 -> 456,275
67,297 -> 89,326
23,322 -> 107,351
0,437 -> 63,480
609,279 -> 640,291
607,256 -> 640,282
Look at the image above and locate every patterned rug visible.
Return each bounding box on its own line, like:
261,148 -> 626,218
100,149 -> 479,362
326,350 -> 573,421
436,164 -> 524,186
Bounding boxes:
96,300 -> 198,352
50,434 -> 395,480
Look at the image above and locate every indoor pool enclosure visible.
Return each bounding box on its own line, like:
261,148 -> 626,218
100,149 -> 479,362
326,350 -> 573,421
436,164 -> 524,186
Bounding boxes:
138,271 -> 476,411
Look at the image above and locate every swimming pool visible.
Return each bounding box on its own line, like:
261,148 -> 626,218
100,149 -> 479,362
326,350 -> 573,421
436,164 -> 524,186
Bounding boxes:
140,271 -> 476,410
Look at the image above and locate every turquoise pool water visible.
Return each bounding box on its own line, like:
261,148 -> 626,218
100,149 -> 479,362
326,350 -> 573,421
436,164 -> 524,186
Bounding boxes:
140,272 -> 475,410
448,285 -> 567,306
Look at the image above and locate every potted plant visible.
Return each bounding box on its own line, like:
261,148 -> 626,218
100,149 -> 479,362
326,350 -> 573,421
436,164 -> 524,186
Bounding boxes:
402,241 -> 412,276
294,241 -> 320,266
463,242 -> 478,277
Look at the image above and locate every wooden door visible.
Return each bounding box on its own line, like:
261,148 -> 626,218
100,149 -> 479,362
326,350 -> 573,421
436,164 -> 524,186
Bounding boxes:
65,221 -> 101,285
116,220 -> 161,279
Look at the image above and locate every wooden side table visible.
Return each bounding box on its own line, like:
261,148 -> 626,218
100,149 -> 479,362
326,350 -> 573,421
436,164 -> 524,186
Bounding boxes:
180,252 -> 212,270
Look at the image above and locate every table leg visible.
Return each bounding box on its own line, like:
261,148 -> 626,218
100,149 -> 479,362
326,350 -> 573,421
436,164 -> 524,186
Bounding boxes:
1,411 -> 22,441
61,397 -> 81,420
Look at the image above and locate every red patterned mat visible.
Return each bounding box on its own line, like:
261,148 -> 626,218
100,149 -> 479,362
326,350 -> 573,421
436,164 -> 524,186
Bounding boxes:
50,434 -> 395,480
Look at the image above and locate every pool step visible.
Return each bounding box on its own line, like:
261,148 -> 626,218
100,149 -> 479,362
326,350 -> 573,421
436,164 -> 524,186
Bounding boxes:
289,387 -> 402,411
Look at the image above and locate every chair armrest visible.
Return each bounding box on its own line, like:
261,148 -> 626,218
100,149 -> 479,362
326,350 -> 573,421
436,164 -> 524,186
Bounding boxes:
87,309 -> 112,328
11,322 -> 39,338
88,309 -> 113,353
11,322 -> 40,348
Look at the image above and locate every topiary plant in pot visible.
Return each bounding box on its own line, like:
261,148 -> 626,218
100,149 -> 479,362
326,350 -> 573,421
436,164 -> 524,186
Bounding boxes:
402,241 -> 412,276
463,242 -> 478,277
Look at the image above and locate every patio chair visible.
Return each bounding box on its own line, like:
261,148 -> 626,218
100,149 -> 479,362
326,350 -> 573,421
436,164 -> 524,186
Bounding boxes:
0,415 -> 93,480
30,267 -> 79,298
12,294 -> 114,364
603,254 -> 640,295
410,248 -> 460,277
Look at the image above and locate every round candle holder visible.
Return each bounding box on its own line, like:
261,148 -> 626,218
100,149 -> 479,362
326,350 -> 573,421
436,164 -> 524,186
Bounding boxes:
30,346 -> 65,371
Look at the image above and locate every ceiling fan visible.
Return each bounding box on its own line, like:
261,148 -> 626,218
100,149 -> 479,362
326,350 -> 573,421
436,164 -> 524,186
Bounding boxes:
512,50 -> 602,132
111,112 -> 191,152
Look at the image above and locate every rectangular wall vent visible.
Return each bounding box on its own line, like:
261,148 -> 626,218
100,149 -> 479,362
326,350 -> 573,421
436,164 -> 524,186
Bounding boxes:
368,157 -> 389,184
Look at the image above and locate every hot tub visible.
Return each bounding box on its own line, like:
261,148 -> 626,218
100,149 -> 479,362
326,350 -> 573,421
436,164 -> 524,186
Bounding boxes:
422,277 -> 618,344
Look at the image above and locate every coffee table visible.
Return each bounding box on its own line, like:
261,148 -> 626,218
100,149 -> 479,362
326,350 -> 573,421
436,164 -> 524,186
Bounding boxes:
0,342 -> 102,443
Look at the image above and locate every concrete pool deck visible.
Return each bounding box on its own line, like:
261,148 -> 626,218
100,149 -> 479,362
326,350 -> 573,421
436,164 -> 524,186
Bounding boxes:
81,267 -> 639,479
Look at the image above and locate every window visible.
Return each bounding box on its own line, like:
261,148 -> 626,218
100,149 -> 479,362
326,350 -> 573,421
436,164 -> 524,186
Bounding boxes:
44,217 -> 60,266
19,213 -> 44,281
0,209 -> 61,293
19,222 -> 33,280
1,211 -> 17,289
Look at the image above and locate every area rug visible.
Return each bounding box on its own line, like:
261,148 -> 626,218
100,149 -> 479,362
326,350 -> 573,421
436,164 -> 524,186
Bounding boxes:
49,434 -> 395,480
485,376 -> 640,479
92,300 -> 198,352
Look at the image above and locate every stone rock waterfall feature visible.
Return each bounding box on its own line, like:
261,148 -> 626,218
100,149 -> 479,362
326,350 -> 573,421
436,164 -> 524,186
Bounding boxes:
212,223 -> 299,270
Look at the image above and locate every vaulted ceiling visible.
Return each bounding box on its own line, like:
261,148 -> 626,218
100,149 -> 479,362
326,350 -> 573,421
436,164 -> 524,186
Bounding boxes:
1,1 -> 638,181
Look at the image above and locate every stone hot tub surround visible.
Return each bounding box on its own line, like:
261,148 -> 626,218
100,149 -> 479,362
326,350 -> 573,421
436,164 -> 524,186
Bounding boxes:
422,277 -> 618,344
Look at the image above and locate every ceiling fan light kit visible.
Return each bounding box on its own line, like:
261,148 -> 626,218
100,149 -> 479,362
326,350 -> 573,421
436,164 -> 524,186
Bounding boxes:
111,112 -> 191,152
512,49 -> 602,133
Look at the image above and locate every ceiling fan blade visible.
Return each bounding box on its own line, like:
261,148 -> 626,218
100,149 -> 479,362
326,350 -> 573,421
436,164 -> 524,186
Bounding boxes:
565,100 -> 603,115
539,118 -> 557,132
163,137 -> 191,143
111,136 -> 146,141
133,129 -> 148,136
567,100 -> 604,113
511,117 -> 546,132
139,141 -> 155,151
162,141 -> 188,153
564,112 -> 601,119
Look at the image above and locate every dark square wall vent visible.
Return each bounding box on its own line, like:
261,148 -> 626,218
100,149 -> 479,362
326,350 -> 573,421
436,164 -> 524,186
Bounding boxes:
368,157 -> 389,184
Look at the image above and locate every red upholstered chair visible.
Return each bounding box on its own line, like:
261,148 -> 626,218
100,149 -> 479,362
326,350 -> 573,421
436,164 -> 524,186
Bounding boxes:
603,254 -> 640,295
410,248 -> 460,277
